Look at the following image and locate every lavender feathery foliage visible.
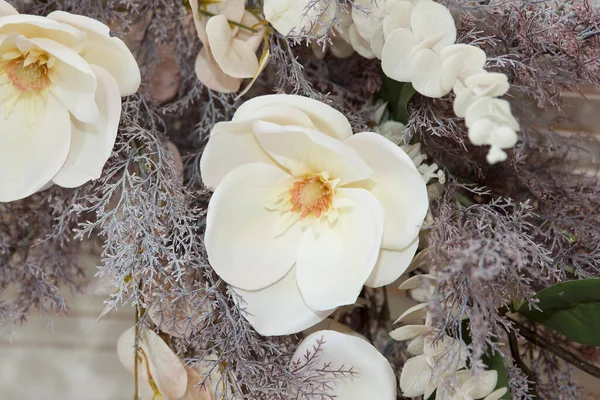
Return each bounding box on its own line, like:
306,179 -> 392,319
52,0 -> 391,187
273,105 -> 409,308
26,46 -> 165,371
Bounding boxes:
428,185 -> 554,365
0,191 -> 83,334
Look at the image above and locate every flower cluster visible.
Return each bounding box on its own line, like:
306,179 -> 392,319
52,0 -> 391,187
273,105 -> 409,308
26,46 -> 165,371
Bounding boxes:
391,274 -> 508,400
200,93 -> 429,336
0,1 -> 140,202
262,0 -> 520,163
190,0 -> 268,95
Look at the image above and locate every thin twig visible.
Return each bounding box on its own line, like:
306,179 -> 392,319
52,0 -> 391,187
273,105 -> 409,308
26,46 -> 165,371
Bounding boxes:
509,317 -> 600,379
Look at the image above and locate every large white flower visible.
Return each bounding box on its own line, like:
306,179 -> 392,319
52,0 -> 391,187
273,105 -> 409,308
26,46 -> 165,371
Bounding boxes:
201,94 -> 428,335
436,369 -> 507,400
291,330 -> 397,400
0,4 -> 140,202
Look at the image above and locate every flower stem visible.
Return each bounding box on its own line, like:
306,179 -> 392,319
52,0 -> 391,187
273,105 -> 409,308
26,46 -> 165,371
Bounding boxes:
509,317 -> 600,379
134,304 -> 140,400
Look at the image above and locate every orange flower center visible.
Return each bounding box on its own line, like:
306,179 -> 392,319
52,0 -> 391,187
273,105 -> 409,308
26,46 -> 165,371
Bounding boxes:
289,174 -> 334,219
4,53 -> 52,92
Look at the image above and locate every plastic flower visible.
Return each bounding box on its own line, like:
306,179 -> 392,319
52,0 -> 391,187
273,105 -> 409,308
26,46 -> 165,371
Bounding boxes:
117,327 -> 188,400
436,370 -> 507,400
0,4 -> 140,202
201,94 -> 428,335
190,0 -> 267,94
381,2 -> 457,95
465,97 -> 520,163
453,71 -> 510,117
290,330 -> 397,399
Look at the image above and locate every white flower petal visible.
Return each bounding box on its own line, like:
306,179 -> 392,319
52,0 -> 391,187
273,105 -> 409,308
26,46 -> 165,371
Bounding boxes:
48,11 -> 141,96
400,355 -> 432,397
292,330 -> 396,400
485,387 -> 508,400
411,48 -> 452,98
465,97 -> 519,131
236,11 -> 265,50
52,65 -> 120,187
351,0 -> 385,42
235,49 -> 271,100
369,22 -> 385,59
389,324 -> 429,341
0,94 -> 70,202
194,46 -> 242,93
19,36 -> 98,123
394,302 -> 427,323
296,188 -> 384,310
407,334 -> 426,355
383,2 -> 414,39
381,28 -> 417,82
410,2 -> 456,51
398,274 -> 436,290
233,94 -> 353,139
117,327 -> 188,400
264,0 -> 313,36
200,120 -> 284,189
0,14 -> 85,49
0,0 -> 18,16
462,370 -> 498,399
348,23 -> 376,59
207,15 -> 259,79
364,239 -> 419,287
233,266 -> 333,336
344,132 -> 429,249
205,163 -> 301,291
253,121 -> 373,185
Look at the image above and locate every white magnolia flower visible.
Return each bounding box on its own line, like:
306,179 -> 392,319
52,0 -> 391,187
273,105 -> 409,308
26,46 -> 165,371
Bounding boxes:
436,370 -> 507,400
117,327 -> 188,400
0,4 -> 140,202
465,97 -> 520,163
453,71 -> 510,117
381,2 -> 456,84
190,0 -> 268,94
291,330 -> 397,400
201,94 -> 428,335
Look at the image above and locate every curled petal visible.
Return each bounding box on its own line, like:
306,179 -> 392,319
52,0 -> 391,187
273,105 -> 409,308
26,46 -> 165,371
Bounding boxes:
52,65 -> 120,187
383,2 -> 414,39
48,11 -> 141,96
410,1 -> 456,51
206,15 -> 258,79
253,121 -> 373,185
351,0 -> 385,42
0,14 -> 85,49
348,23 -> 376,59
394,303 -> 427,323
233,94 -> 353,139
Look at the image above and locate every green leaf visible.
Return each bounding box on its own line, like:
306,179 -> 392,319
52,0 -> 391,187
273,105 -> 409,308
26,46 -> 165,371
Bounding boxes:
376,74 -> 416,124
517,279 -> 600,346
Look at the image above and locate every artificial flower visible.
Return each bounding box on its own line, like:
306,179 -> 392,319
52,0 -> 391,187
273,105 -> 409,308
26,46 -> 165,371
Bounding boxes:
0,4 -> 140,202
381,1 -> 456,84
263,0 -> 332,37
290,330 -> 397,399
190,0 -> 267,94
436,370 -> 507,400
117,327 -> 188,400
201,94 -> 428,335
453,71 -> 510,117
465,97 -> 520,163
